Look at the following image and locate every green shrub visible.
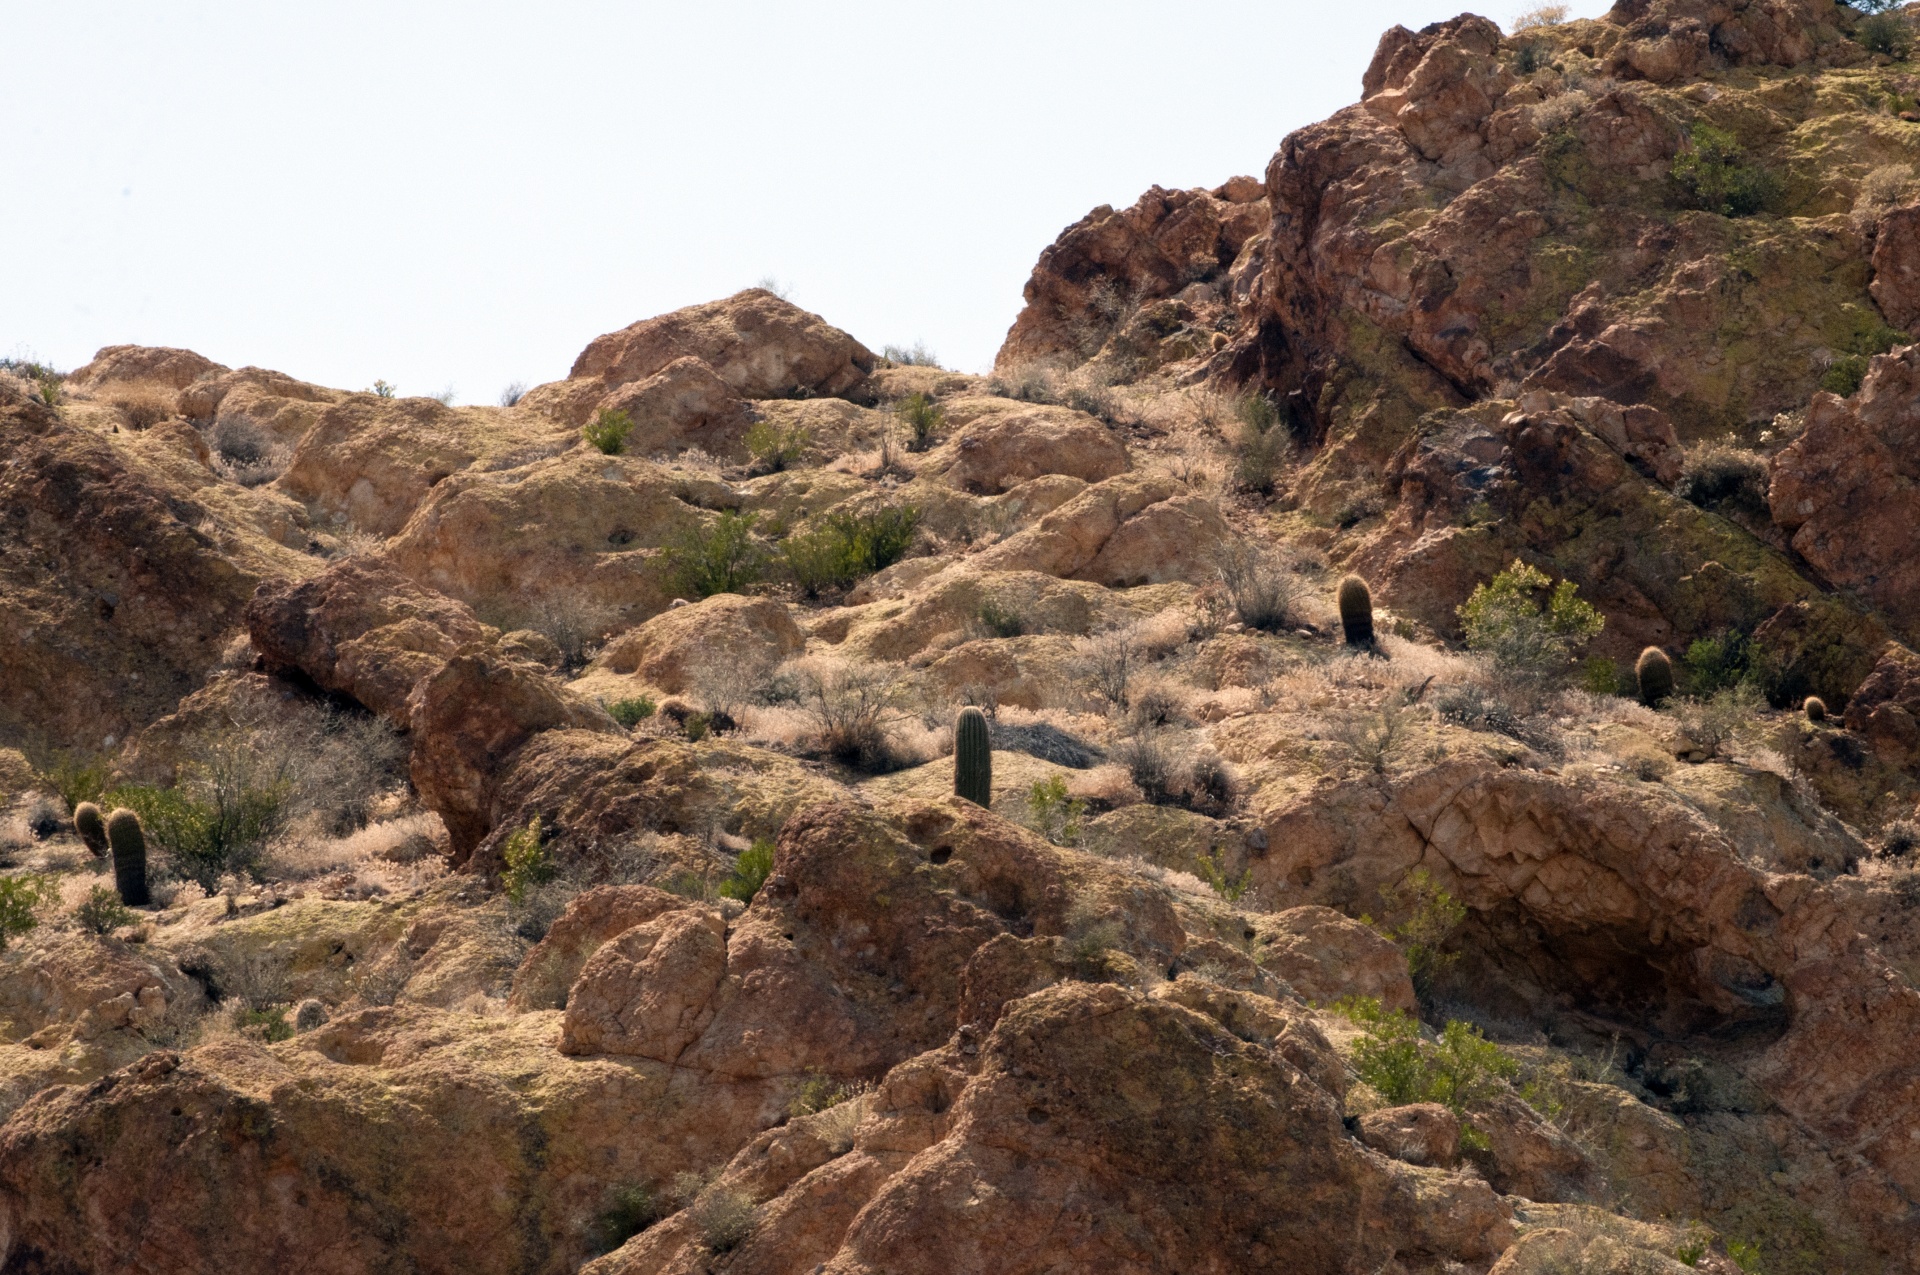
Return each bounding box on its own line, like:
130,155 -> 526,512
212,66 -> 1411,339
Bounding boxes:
0,875 -> 53,950
1581,656 -> 1622,695
74,885 -> 135,936
781,505 -> 920,597
239,1005 -> 295,1042
881,341 -> 941,367
593,1184 -> 661,1254
606,696 -> 656,728
501,816 -> 554,905
37,751 -> 109,813
371,379 -> 397,399
1025,774 -> 1085,846
583,407 -> 637,455
1859,10 -> 1913,57
1335,997 -> 1519,1115
1458,559 -> 1604,688
745,419 -> 811,471
1374,867 -> 1466,995
1671,121 -> 1779,217
691,1187 -> 756,1253
976,598 -> 1026,638
1676,442 -> 1770,514
1820,353 -> 1869,396
718,838 -> 775,902
894,392 -> 945,451
661,511 -> 768,599
1196,848 -> 1252,901
106,779 -> 284,890
1682,629 -> 1756,695
788,1069 -> 865,1117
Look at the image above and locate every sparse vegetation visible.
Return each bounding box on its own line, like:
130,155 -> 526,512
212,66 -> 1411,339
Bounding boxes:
0,874 -> 53,949
592,1184 -> 661,1254
371,379 -> 397,398
1196,848 -> 1252,901
1671,120 -> 1779,217
1858,9 -> 1913,58
74,885 -> 135,935
1676,441 -> 1769,514
689,1185 -> 756,1253
1024,774 -> 1084,846
584,407 -> 637,455
975,597 -> 1027,638
606,696 -> 657,728
107,776 -> 283,892
37,751 -> 109,813
661,511 -> 768,599
1233,391 -> 1286,494
501,817 -> 554,905
1458,559 -> 1604,692
1335,996 -> 1519,1118
1374,867 -> 1466,995
780,505 -> 920,597
799,662 -> 905,772
718,839 -> 774,902
745,419 -> 811,472
1215,539 -> 1306,633
894,392 -> 945,451
1511,2 -> 1568,31
881,341 -> 941,367
498,381 -> 528,407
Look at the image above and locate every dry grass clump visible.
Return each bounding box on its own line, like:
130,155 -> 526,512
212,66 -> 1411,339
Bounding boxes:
1511,2 -> 1568,31
209,418 -> 292,487
102,381 -> 178,430
1856,162 -> 1915,213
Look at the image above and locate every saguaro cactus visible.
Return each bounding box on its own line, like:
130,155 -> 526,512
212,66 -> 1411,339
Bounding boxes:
1636,647 -> 1674,708
73,802 -> 108,857
1338,575 -> 1375,648
106,808 -> 150,907
954,707 -> 992,807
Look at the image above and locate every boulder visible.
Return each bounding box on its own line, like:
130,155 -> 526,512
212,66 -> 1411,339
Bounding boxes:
519,290 -> 875,426
1842,643 -> 1920,760
246,557 -> 497,727
1770,349 -> 1920,642
922,402 -> 1129,494
65,344 -> 227,392
177,365 -> 345,447
507,885 -> 693,1011
1356,1102 -> 1459,1167
972,473 -> 1228,587
1252,906 -> 1418,1014
1871,204 -> 1920,331
592,593 -> 804,693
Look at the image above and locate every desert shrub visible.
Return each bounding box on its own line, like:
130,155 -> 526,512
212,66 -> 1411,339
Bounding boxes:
1676,442 -> 1769,514
992,720 -> 1104,768
718,838 -> 775,902
106,383 -> 176,430
74,885 -> 135,936
210,418 -> 291,487
370,380 -> 397,398
781,505 -> 920,597
1458,559 -> 1604,691
498,381 -> 528,407
605,696 -> 656,728
1878,818 -> 1920,859
1672,683 -> 1764,758
975,597 -> 1027,638
1185,750 -> 1239,814
1820,353 -> 1870,396
1511,2 -> 1568,29
1214,539 -> 1307,632
1581,655 -> 1623,695
1859,9 -> 1914,57
1128,683 -> 1186,732
1858,162 -> 1915,211
1336,996 -> 1519,1115
1681,628 -> 1756,695
1076,628 -> 1138,710
0,875 -> 53,949
1333,695 -> 1414,775
690,1187 -> 756,1253
107,774 -> 285,890
36,750 -> 109,812
501,817 -> 554,905
788,1070 -> 869,1118
745,419 -> 811,472
1116,731 -> 1178,804
1375,867 -> 1466,995
593,1184 -> 660,1254
23,796 -> 63,840
1436,683 -> 1522,736
1233,391 -> 1287,493
583,407 -> 637,455
881,341 -> 941,367
1196,848 -> 1252,901
1025,774 -> 1086,847
237,1005 -> 295,1042
661,511 -> 768,599
1671,121 -> 1779,217
894,392 -> 945,451
798,662 -> 904,772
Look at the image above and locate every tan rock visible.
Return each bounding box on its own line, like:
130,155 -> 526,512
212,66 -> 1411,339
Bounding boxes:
246,556 -> 497,727
593,593 -> 804,693
520,290 -> 875,426
920,401 -> 1128,494
972,473 -> 1227,587
65,344 -> 227,392
1252,906 -> 1418,1014
1357,1102 -> 1459,1167
508,885 -> 693,1011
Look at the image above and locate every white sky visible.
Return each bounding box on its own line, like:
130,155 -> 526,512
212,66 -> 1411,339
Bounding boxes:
1,1 -> 1612,402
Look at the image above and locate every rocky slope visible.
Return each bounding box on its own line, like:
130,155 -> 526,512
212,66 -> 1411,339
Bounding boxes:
4,3 -> 1920,1273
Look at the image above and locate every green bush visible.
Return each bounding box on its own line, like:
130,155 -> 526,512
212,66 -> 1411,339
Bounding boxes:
371,379 -> 397,399
583,407 -> 637,455
1458,559 -> 1604,688
1196,848 -> 1252,901
781,505 -> 920,597
0,875 -> 53,950
1671,121 -> 1779,217
881,342 -> 941,367
661,511 -> 768,599
1374,867 -> 1466,995
74,885 -> 136,936
1336,997 -> 1519,1115
745,419 -> 811,471
106,780 -> 285,890
1676,442 -> 1770,514
606,696 -> 656,728
240,1005 -> 295,1042
718,838 -> 775,902
976,598 -> 1026,638
501,816 -> 554,905
36,751 -> 109,813
1025,774 -> 1085,846
894,392 -> 945,451
1820,353 -> 1869,396
1682,629 -> 1756,695
1859,10 -> 1913,58
593,1184 -> 661,1254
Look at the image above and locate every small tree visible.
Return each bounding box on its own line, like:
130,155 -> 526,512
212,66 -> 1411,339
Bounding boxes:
583,408 -> 637,455
660,511 -> 767,599
1457,560 -> 1603,696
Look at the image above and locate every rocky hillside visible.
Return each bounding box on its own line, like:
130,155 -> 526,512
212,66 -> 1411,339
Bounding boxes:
5,2 -> 1920,1272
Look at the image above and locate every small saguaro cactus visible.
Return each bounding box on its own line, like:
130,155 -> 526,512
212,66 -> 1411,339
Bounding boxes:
1804,695 -> 1828,723
1338,575 -> 1375,648
106,808 -> 150,907
954,707 -> 992,807
1636,646 -> 1675,708
73,801 -> 108,857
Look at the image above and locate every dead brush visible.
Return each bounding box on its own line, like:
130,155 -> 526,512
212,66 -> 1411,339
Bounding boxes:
103,381 -> 178,430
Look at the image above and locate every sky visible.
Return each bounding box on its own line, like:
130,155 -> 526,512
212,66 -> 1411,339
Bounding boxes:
1,1 -> 1613,402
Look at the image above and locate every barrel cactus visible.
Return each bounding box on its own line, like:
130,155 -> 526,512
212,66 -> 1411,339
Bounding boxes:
1804,695 -> 1828,723
954,707 -> 992,807
73,802 -> 107,857
1337,575 -> 1375,648
106,808 -> 150,906
1636,647 -> 1674,708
